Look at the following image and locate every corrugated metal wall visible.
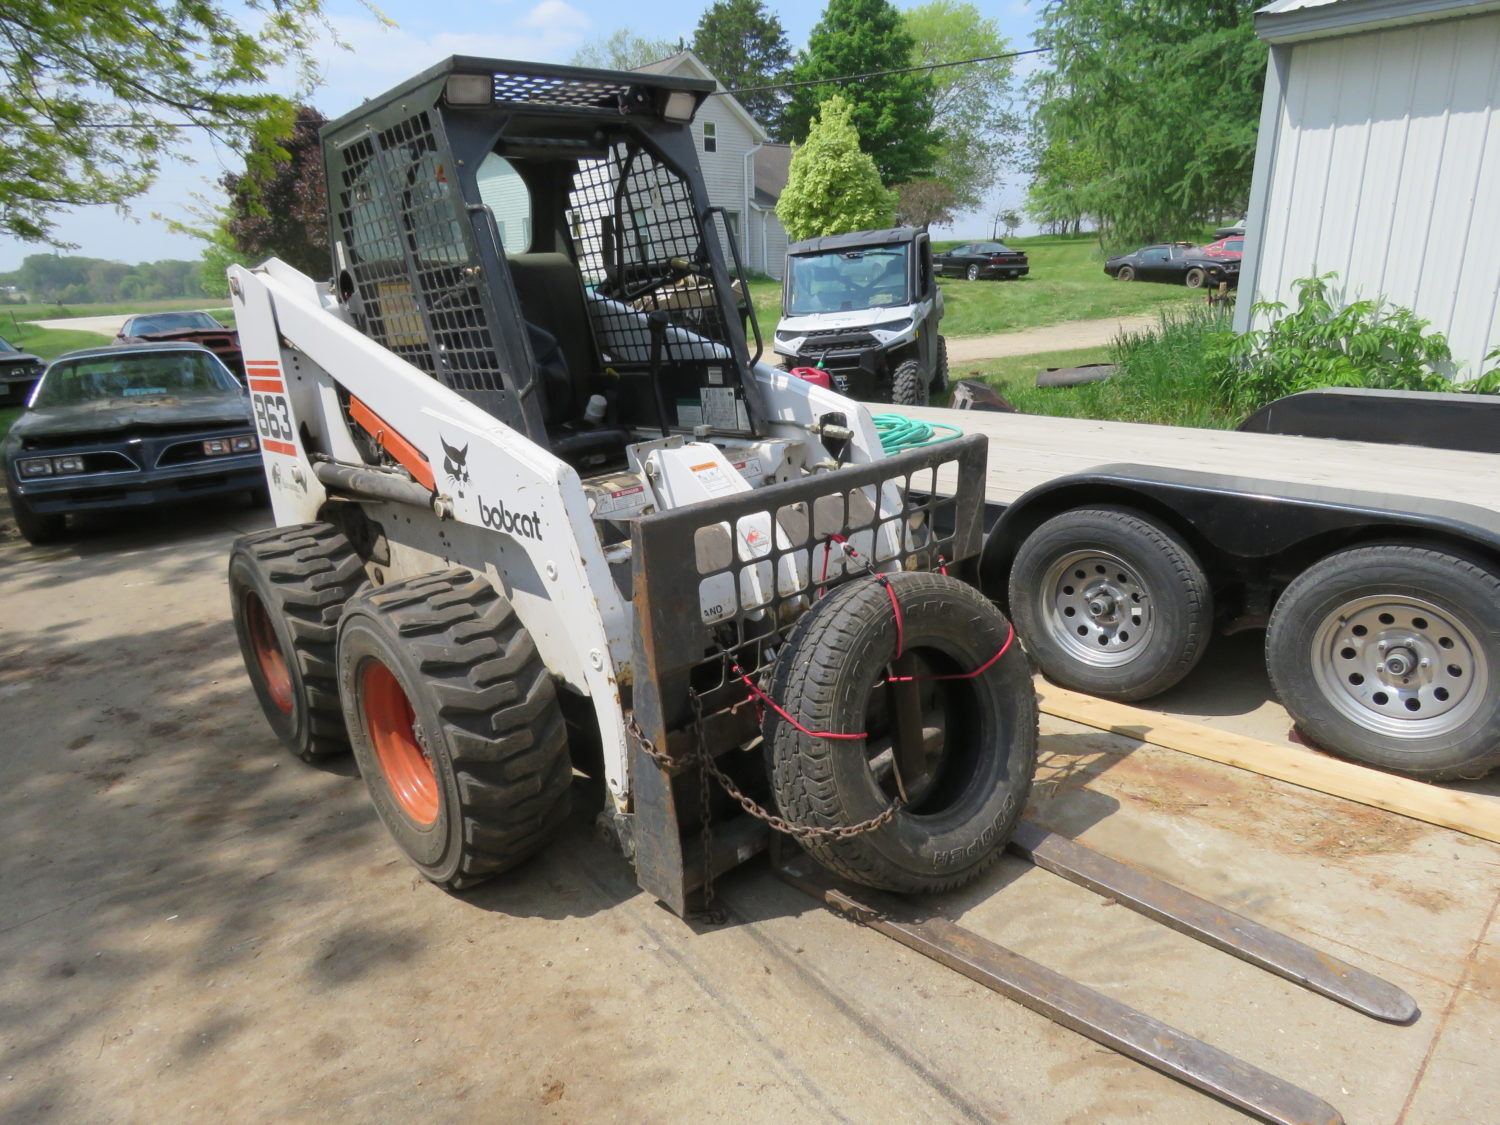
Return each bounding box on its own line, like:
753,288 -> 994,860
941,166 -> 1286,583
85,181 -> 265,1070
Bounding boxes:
1252,12 -> 1500,377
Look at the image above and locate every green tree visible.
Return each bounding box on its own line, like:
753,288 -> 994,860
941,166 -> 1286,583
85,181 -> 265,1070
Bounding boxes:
1029,0 -> 1265,246
776,96 -> 897,241
903,1 -> 1018,213
571,29 -> 679,70
1023,134 -> 1105,234
782,0 -> 938,184
222,106 -> 330,279
0,0 -> 332,245
692,0 -> 793,134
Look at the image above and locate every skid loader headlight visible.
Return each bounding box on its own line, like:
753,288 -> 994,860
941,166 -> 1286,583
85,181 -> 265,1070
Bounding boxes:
663,90 -> 697,123
444,74 -> 494,105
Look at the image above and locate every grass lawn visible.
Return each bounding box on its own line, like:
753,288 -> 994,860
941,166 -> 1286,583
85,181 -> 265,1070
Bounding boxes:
947,345 -> 1115,402
4,297 -> 232,322
1,315 -> 112,360
748,232 -> 1199,342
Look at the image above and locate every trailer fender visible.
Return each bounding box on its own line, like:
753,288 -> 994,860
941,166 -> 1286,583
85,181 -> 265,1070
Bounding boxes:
979,465 -> 1500,602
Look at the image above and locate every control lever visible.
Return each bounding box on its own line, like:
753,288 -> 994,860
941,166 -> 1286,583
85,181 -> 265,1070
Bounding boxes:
647,311 -> 672,438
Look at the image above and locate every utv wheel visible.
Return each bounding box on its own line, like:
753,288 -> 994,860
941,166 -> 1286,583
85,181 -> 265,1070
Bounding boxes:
935,335 -> 950,394
965,263 -> 981,282
229,522 -> 367,761
337,570 -> 572,888
1115,265 -> 1136,282
1267,545 -> 1500,780
1184,267 -> 1208,289
1008,508 -> 1212,701
891,358 -> 926,406
767,572 -> 1037,893
5,475 -> 66,544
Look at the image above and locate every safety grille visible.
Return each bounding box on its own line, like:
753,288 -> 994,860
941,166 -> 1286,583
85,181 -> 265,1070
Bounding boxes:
492,71 -> 633,110
330,112 -> 504,396
567,142 -> 738,367
631,435 -> 989,722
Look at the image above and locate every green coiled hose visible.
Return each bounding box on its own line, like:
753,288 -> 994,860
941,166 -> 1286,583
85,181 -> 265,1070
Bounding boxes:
872,413 -> 964,455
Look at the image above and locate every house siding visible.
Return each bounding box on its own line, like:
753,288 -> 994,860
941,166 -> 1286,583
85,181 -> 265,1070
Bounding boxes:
1245,10 -> 1500,376
695,96 -> 755,265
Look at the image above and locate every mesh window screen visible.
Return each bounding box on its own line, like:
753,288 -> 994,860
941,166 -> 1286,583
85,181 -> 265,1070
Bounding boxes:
331,112 -> 506,396
567,142 -> 738,367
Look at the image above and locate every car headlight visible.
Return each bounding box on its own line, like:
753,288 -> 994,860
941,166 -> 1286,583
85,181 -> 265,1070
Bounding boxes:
204,433 -> 258,456
870,319 -> 913,335
18,455 -> 89,476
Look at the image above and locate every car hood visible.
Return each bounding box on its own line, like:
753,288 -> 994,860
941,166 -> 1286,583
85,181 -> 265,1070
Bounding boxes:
778,303 -> 921,333
122,329 -> 239,346
0,350 -> 43,366
10,396 -> 252,440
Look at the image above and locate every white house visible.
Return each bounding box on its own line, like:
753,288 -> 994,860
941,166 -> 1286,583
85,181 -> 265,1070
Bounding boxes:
635,50 -> 790,279
1237,0 -> 1500,377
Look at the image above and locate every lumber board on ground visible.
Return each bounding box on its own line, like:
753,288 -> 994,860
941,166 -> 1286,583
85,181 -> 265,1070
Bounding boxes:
1037,685 -> 1500,844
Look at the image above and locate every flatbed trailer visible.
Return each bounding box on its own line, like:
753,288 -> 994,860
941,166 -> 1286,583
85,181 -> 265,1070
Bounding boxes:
899,399 -> 1500,782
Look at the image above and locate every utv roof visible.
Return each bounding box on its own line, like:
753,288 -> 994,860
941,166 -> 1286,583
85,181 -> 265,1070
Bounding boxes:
324,55 -> 715,135
787,227 -> 925,256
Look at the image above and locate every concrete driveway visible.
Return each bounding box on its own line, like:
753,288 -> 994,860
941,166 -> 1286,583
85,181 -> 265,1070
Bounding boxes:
1,500 -> 1496,1124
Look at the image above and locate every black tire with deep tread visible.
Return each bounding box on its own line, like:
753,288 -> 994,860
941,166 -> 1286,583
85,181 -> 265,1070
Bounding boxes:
934,335 -> 950,395
229,522 -> 367,761
1008,507 -> 1213,701
766,572 -> 1037,893
5,473 -> 66,544
1267,545 -> 1500,781
337,569 -> 572,889
891,358 -> 926,406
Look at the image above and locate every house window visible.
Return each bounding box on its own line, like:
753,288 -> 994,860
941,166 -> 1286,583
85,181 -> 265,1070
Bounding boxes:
703,121 -> 717,153
724,209 -> 740,236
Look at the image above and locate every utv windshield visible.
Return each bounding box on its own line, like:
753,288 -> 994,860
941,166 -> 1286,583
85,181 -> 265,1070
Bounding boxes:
785,244 -> 912,315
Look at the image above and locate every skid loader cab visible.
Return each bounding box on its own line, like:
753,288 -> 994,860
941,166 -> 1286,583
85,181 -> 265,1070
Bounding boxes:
322,56 -> 766,469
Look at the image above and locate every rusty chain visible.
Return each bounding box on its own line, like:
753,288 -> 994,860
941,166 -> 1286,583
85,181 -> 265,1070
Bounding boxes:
625,705 -> 903,845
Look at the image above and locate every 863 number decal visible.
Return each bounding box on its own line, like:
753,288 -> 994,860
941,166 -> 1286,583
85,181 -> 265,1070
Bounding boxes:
252,393 -> 294,446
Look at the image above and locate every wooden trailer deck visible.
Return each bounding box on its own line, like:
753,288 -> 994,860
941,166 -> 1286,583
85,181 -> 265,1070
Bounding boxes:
897,403 -> 1500,508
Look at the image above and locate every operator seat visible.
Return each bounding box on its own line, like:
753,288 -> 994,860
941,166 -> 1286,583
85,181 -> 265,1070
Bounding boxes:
506,251 -> 625,467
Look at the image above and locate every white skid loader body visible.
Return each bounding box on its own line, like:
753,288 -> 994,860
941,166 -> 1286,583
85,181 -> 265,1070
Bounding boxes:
230,256 -> 900,803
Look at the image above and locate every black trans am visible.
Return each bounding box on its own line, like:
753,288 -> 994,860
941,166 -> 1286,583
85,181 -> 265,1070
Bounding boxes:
3,343 -> 263,544
1103,243 -> 1240,289
0,334 -> 45,406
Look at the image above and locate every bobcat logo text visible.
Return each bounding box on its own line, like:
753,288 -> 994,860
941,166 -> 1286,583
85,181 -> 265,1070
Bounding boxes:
478,496 -> 542,540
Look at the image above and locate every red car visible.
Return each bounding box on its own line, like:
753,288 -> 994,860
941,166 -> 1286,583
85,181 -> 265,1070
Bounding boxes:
113,311 -> 243,380
1194,236 -> 1244,260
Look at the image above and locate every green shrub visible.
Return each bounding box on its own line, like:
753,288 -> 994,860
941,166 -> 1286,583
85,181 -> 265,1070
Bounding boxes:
1223,272 -> 1454,415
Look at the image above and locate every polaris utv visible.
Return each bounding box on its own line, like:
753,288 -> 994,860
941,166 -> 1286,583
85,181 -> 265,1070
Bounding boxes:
773,227 -> 947,406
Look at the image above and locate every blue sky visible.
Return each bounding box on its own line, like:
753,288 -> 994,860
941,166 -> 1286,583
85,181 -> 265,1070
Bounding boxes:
0,0 -> 1040,273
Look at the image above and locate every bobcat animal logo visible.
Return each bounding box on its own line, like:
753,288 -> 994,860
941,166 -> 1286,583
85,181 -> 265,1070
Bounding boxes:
441,436 -> 470,486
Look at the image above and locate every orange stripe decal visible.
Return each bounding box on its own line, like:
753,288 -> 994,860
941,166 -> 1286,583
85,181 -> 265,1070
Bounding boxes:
348,397 -> 435,491
248,378 -> 284,393
263,439 -> 298,457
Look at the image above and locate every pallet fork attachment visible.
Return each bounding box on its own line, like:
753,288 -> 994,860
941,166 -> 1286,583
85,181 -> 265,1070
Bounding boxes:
775,822 -> 1416,1125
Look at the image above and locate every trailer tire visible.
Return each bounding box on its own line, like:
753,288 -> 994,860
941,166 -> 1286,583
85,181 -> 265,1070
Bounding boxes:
229,523 -> 367,761
766,572 -> 1036,893
337,570 -> 572,889
1267,545 -> 1500,780
1008,507 -> 1212,701
892,359 -> 926,406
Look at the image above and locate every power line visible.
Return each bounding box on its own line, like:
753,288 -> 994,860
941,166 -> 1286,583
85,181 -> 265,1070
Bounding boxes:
714,47 -> 1050,98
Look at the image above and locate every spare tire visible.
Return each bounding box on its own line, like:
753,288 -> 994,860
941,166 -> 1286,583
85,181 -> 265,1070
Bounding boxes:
765,571 -> 1037,893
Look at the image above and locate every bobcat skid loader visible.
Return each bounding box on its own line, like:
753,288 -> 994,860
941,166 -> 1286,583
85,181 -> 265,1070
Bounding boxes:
227,58 -> 1413,1125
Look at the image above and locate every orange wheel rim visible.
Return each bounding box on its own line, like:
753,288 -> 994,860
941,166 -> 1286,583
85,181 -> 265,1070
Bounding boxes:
361,661 -> 439,825
244,592 -> 293,714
